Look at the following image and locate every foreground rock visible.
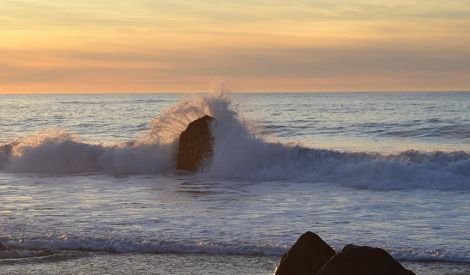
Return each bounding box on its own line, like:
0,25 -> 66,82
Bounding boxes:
176,115 -> 215,171
0,241 -> 6,251
317,244 -> 415,275
275,231 -> 335,275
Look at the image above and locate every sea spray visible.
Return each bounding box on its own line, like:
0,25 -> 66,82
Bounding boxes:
0,94 -> 234,174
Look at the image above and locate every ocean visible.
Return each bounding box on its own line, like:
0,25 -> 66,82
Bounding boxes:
0,92 -> 469,274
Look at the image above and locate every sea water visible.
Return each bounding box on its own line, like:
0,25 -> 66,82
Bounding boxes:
0,92 -> 469,274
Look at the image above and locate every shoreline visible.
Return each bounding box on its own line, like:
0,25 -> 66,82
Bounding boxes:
1,252 -> 470,275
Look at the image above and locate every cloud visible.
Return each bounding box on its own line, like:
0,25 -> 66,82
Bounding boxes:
2,0 -> 470,30
1,0 -> 470,92
2,39 -> 470,92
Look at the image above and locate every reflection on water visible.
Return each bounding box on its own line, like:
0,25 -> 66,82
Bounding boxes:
0,173 -> 469,265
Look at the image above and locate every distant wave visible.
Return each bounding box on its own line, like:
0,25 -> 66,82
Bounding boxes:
0,237 -> 285,258
260,118 -> 470,140
57,99 -> 169,105
0,94 -> 469,190
1,237 -> 469,264
376,123 -> 470,139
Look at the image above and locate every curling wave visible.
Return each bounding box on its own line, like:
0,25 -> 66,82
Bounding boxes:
0,94 -> 469,190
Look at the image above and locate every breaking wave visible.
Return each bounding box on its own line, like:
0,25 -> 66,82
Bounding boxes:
0,94 -> 469,190
1,237 -> 469,264
0,95 -> 233,176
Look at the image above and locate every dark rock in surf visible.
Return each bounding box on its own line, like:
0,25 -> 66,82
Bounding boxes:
176,115 -> 215,171
0,144 -> 13,155
0,241 -> 6,251
274,231 -> 335,275
317,244 -> 415,275
0,144 -> 13,169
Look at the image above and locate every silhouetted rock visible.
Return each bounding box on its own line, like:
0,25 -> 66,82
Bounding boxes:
0,241 -> 6,251
176,115 -> 215,171
0,144 -> 13,155
317,244 -> 415,275
0,144 -> 12,169
275,231 -> 335,275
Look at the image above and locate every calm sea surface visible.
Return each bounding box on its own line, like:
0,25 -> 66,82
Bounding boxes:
0,92 -> 469,274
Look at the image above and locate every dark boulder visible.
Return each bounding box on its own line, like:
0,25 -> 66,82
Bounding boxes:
317,244 -> 415,275
275,231 -> 336,275
0,241 -> 6,251
0,144 -> 12,169
176,115 -> 215,171
0,144 -> 13,155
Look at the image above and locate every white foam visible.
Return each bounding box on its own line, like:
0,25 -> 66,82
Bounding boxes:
208,137 -> 470,190
2,238 -> 286,257
2,238 -> 470,264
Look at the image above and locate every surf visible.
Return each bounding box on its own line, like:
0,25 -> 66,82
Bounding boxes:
0,94 -> 469,190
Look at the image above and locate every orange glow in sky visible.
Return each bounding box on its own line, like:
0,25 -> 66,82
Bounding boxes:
1,0 -> 470,93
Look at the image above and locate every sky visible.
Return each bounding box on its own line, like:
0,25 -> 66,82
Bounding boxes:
1,0 -> 470,93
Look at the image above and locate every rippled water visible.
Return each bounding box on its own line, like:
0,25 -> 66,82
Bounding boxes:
0,92 -> 469,274
1,93 -> 469,151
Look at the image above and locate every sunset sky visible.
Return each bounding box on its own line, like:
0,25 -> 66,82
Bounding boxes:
1,0 -> 470,93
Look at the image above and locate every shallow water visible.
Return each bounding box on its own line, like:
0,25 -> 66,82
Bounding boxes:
0,92 -> 469,274
2,253 -> 470,275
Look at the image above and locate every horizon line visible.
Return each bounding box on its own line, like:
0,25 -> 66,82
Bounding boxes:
1,90 -> 469,95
